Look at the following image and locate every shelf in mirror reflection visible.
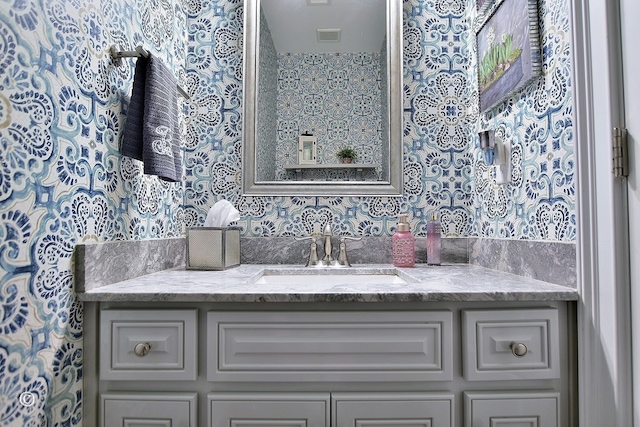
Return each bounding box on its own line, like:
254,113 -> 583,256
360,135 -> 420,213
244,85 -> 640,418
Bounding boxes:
284,164 -> 380,181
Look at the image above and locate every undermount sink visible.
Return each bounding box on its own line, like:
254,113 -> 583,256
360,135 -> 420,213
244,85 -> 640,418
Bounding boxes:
252,267 -> 410,285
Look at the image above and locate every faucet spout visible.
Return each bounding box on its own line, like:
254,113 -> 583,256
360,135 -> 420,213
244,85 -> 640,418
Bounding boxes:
322,223 -> 334,263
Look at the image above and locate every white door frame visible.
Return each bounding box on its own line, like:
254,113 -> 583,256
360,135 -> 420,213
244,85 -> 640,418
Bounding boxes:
570,0 -> 633,425
620,0 -> 640,423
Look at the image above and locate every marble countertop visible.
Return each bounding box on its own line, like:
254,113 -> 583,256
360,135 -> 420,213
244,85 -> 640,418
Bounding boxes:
77,263 -> 579,303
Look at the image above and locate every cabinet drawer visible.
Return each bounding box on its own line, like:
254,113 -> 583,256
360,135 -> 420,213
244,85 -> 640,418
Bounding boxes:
462,308 -> 560,381
464,391 -> 560,427
207,310 -> 453,382
209,392 -> 330,427
101,392 -> 197,427
333,392 -> 454,427
100,309 -> 197,380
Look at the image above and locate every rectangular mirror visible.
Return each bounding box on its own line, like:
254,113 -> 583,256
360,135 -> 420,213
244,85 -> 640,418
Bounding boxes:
242,0 -> 403,196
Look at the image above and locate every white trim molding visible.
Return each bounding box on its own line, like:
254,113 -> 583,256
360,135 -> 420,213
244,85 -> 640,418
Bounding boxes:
620,0 -> 640,423
570,0 -> 633,425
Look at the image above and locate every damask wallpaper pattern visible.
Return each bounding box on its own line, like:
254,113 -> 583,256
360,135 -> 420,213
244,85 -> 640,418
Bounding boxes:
185,0 -> 573,241
0,0 -> 574,425
274,52 -> 383,181
186,0 -> 478,238
0,0 -> 186,424
470,0 -> 575,240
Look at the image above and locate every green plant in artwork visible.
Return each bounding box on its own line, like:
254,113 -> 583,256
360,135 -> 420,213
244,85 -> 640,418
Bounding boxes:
479,31 -> 522,91
336,147 -> 358,163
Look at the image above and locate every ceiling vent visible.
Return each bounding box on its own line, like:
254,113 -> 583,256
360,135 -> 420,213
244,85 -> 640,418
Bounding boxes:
316,28 -> 341,43
307,0 -> 330,4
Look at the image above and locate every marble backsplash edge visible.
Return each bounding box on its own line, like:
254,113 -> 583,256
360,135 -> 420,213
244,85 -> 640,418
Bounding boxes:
240,236 -> 469,265
75,237 -> 186,292
75,236 -> 577,291
468,237 -> 577,288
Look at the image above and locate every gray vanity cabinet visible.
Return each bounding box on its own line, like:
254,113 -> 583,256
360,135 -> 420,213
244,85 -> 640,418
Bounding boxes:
91,302 -> 572,427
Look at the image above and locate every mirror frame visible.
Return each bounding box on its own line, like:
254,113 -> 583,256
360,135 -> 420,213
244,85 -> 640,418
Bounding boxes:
242,0 -> 404,196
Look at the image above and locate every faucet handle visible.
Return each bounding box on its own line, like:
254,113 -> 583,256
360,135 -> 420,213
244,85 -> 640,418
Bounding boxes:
295,236 -> 321,267
335,236 -> 361,267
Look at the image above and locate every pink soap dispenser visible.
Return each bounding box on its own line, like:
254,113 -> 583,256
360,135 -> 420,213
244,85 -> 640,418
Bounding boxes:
393,214 -> 415,267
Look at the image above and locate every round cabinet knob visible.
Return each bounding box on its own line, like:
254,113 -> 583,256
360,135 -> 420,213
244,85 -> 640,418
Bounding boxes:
134,342 -> 151,357
510,342 -> 528,357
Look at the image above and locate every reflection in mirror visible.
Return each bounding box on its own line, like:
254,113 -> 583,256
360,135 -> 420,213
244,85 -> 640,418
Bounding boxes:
242,0 -> 403,196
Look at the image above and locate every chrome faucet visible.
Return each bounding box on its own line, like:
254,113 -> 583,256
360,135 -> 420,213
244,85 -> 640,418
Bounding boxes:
298,224 -> 361,267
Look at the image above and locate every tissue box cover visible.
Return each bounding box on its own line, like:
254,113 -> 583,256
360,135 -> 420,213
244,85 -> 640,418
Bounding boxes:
186,227 -> 240,270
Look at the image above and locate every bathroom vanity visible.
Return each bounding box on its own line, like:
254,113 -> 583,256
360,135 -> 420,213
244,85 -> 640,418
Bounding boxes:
79,264 -> 578,427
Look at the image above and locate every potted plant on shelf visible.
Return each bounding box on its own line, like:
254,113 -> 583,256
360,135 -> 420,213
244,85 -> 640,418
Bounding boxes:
336,147 -> 357,164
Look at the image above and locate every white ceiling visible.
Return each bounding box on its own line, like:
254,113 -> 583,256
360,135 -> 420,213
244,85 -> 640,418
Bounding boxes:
260,0 -> 387,54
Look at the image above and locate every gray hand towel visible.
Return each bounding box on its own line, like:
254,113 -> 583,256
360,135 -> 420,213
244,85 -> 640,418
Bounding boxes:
122,55 -> 181,182
121,57 -> 147,161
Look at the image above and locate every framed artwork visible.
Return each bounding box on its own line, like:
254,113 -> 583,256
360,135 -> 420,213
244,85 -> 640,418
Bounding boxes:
476,0 -> 541,113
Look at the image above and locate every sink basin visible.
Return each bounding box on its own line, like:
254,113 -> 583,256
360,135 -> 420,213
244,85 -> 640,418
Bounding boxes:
252,268 -> 409,285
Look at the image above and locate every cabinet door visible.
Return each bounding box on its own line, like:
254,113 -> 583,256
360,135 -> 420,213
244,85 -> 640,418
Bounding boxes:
464,391 -> 560,427
101,392 -> 197,427
332,392 -> 454,427
208,392 -> 330,427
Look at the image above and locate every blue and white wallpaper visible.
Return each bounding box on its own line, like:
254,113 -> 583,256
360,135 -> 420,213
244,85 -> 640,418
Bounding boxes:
0,0 -> 186,424
187,0 -> 477,237
0,0 -> 574,424
274,52 -> 383,181
186,0 -> 573,241
469,0 -> 575,240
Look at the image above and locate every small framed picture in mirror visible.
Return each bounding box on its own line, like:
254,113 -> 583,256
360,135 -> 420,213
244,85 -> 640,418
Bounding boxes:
298,135 -> 317,165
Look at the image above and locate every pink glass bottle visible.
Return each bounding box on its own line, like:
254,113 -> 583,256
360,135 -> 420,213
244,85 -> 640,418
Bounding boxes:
393,214 -> 415,267
426,212 -> 441,265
